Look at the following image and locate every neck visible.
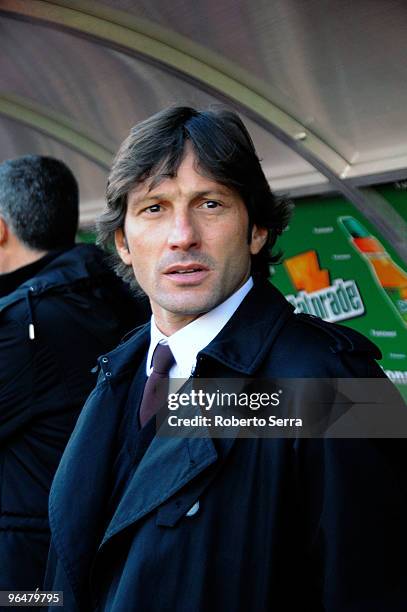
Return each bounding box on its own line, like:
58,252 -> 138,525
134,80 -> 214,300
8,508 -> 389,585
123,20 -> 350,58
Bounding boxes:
154,312 -> 202,337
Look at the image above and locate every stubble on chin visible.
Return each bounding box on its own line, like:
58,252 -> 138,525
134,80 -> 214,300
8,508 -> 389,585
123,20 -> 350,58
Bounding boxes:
153,282 -> 225,318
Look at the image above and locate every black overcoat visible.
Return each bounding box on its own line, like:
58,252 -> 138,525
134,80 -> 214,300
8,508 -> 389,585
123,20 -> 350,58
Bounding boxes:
0,245 -> 147,593
45,281 -> 407,611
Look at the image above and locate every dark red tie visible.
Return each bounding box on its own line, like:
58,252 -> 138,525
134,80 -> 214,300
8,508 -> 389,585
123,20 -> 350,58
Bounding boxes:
139,344 -> 175,428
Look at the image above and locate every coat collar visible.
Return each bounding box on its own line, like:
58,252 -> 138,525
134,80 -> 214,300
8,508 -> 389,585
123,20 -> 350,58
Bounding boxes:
98,322 -> 150,380
200,280 -> 294,374
101,281 -> 294,380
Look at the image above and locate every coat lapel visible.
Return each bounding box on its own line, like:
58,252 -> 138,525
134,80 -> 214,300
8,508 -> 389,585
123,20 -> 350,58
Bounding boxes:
99,376 -> 224,550
99,430 -> 218,548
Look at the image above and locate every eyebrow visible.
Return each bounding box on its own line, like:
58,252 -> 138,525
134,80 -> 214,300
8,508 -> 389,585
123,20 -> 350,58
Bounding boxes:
133,189 -> 232,205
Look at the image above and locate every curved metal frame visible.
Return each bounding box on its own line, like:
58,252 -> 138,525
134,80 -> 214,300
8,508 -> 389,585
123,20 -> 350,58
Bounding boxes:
0,0 -> 348,174
0,93 -> 113,167
1,0 -> 405,257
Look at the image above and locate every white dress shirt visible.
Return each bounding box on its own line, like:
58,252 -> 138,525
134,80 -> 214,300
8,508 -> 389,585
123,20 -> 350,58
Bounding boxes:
146,276 -> 253,378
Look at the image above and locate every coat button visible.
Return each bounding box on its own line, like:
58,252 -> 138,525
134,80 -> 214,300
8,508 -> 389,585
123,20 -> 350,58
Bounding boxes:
186,500 -> 200,517
101,357 -> 108,363
105,371 -> 112,377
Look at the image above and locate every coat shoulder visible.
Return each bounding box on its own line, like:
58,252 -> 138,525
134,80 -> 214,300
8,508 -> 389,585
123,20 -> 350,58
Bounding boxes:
268,311 -> 383,377
292,313 -> 381,357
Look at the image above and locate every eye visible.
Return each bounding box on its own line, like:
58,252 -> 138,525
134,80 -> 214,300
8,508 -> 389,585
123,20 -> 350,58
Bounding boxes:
143,203 -> 162,214
201,200 -> 221,210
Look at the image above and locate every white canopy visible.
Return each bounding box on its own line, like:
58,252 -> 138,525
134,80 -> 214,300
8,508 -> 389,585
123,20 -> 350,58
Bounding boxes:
0,0 -> 406,256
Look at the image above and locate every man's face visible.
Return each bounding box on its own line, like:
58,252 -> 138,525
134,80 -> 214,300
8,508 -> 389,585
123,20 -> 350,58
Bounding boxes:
115,147 -> 267,334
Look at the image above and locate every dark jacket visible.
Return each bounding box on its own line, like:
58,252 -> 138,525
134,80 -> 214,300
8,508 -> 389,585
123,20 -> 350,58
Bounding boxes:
45,281 -> 407,611
0,244 -> 148,592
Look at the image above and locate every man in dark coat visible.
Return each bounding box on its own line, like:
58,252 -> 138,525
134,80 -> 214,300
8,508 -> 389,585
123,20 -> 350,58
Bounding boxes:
0,156 -> 148,594
45,108 -> 406,611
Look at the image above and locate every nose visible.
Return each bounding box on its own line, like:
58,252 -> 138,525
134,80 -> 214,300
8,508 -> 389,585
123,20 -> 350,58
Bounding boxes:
167,211 -> 201,251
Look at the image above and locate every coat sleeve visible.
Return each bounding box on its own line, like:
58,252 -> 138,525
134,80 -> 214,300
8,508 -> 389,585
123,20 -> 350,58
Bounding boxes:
287,317 -> 407,608
296,433 -> 407,610
43,542 -> 79,611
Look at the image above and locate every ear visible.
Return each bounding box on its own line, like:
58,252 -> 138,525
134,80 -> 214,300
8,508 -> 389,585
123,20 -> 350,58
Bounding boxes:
114,227 -> 132,265
249,224 -> 268,255
0,217 -> 9,246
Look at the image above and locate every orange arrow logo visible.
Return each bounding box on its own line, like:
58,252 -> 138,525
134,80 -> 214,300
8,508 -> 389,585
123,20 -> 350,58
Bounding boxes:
284,250 -> 330,292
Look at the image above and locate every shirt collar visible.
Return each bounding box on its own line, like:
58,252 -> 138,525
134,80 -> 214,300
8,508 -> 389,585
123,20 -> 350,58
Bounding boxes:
147,276 -> 253,377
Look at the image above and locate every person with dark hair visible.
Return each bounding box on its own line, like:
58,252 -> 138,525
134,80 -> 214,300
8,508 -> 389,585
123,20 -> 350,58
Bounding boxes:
46,109 -> 406,611
0,154 -> 79,253
99,106 -> 290,287
0,155 -> 148,593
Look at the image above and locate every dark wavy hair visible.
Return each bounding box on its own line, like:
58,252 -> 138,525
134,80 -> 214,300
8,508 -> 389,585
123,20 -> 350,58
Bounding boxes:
97,106 -> 292,288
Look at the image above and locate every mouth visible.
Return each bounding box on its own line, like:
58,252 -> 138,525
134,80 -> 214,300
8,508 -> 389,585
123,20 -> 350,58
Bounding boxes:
163,263 -> 210,284
164,263 -> 209,274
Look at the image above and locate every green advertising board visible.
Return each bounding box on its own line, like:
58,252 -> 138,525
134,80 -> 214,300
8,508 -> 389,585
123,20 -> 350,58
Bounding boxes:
375,182 -> 407,222
270,194 -> 407,399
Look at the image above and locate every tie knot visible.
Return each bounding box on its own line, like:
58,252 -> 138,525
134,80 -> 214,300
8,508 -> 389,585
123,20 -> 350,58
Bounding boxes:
152,343 -> 175,375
